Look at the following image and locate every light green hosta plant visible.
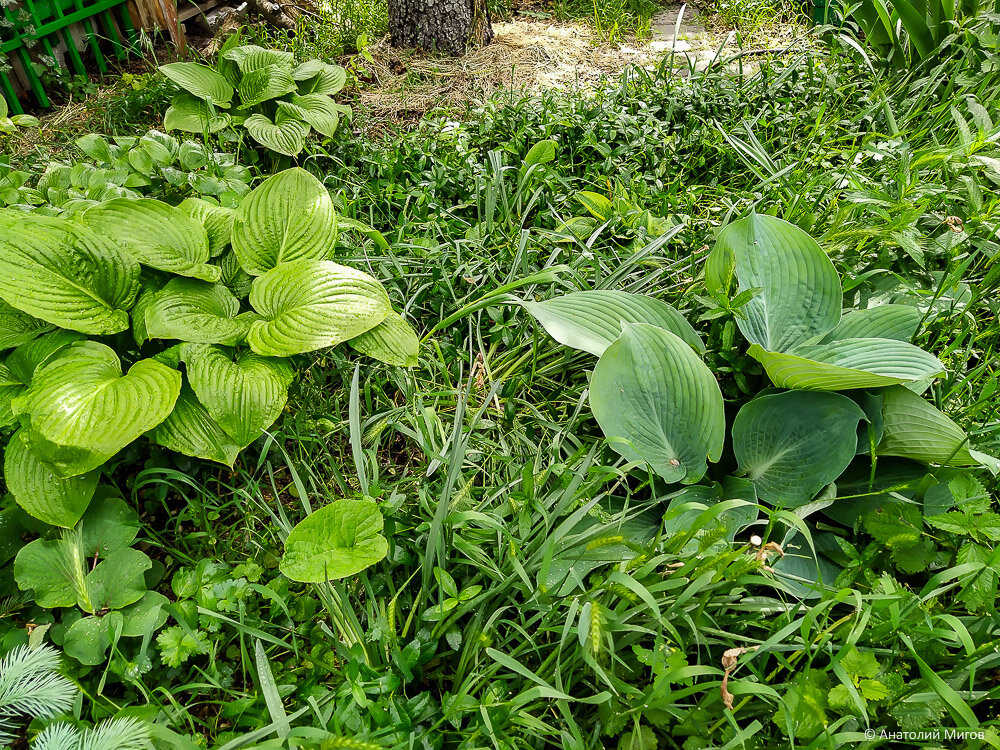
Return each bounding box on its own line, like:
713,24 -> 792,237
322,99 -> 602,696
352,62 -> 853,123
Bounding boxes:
513,212 -> 998,597
159,42 -> 351,157
0,95 -> 39,134
0,167 -> 417,531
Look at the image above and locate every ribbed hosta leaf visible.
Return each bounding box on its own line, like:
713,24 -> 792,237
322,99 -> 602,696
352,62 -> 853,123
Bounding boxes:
222,45 -> 294,74
294,62 -> 347,95
877,386 -> 1000,472
748,338 -> 945,390
5,434 -> 99,527
0,363 -> 21,428
819,304 -> 921,343
6,330 -> 85,385
0,211 -> 139,335
238,64 -> 297,108
163,94 -> 232,134
11,341 -> 182,476
733,390 -> 866,507
179,198 -> 235,257
80,199 -> 221,281
589,323 -> 724,484
276,94 -> 341,137
708,214 -> 842,351
244,113 -> 309,157
182,343 -> 294,445
159,63 -> 234,105
0,299 -> 53,351
248,260 -> 391,357
148,386 -> 241,467
520,290 -> 704,357
347,311 -> 420,367
231,168 -> 336,275
145,278 -> 257,346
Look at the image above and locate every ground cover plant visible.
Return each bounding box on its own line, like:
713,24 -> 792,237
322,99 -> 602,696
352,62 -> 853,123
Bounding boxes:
1,4 -> 1000,749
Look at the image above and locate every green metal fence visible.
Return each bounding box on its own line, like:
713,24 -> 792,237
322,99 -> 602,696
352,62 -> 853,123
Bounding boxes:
1,0 -> 140,113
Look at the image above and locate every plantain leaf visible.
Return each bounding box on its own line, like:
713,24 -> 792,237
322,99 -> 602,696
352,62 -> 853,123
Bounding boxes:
159,62 -> 234,105
232,168 -> 336,275
80,199 -> 221,281
145,278 -> 258,346
347,311 -> 420,367
708,214 -> 842,351
11,341 -> 181,476
280,499 -> 388,582
148,386 -> 242,467
247,260 -> 391,357
0,211 -> 139,335
181,343 -> 294,445
589,323 -> 724,484
732,390 -> 866,507
520,290 -> 704,357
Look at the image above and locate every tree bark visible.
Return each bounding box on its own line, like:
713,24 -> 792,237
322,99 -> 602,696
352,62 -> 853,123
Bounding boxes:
388,0 -> 493,56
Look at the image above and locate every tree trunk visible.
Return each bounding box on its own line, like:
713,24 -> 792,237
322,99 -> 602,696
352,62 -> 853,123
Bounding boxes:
388,0 -> 493,56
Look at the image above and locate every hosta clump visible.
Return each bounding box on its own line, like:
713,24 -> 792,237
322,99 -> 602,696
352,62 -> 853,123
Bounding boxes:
0,167 -> 418,531
514,213 -> 998,597
159,43 -> 351,157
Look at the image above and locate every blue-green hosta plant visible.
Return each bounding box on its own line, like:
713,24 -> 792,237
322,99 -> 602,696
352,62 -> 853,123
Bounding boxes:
159,43 -> 351,157
0,167 -> 417,531
513,213 -> 998,597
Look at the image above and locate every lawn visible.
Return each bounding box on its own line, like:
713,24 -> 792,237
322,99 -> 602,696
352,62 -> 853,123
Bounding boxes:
1,1 -> 999,748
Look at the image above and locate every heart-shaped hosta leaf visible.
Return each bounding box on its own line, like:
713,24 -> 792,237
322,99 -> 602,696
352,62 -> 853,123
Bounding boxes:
145,278 -> 257,346
6,330 -> 86,386
520,290 -> 704,357
294,62 -> 347,95
80,199 -> 221,281
708,214 -> 842,352
0,300 -> 53,351
748,338 -> 945,390
222,45 -> 294,74
0,211 -> 139,335
280,499 -> 388,582
0,364 -> 20,428
163,93 -> 232,134
819,304 -> 922,343
877,385 -> 1000,472
182,343 -> 294,445
11,341 -> 181,476
771,531 -> 844,599
232,168 -> 336,275
237,64 -> 297,108
589,323 -> 724,484
276,94 -> 342,137
159,62 -> 234,105
4,434 -> 99,527
179,198 -> 235,257
733,390 -> 867,507
244,113 -> 309,157
347,311 -> 420,367
248,260 -> 391,357
148,386 -> 242,467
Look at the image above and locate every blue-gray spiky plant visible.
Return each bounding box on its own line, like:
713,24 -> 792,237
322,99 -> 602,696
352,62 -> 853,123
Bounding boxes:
32,717 -> 150,750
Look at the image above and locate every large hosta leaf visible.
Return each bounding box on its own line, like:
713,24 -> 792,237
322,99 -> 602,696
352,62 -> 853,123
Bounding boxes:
232,169 -> 336,275
749,338 -> 945,390
280,499 -> 388,582
222,45 -> 294,74
237,64 -> 297,108
4,434 -> 99,527
159,63 -> 234,105
294,62 -> 347,95
0,300 -> 53,351
877,386 -> 1000,472
0,211 -> 139,335
347,311 -> 420,367
276,94 -> 342,137
163,93 -> 232,134
244,112 -> 309,157
80,199 -> 221,281
733,390 -> 866,507
10,341 -> 181,476
0,364 -> 20,428
819,304 -> 921,343
589,323 -> 724,484
519,290 -> 704,357
708,214 -> 841,351
179,198 -> 235,257
181,343 -> 294,445
148,386 -> 241,467
247,260 -> 391,357
145,279 -> 258,346
6,330 -> 85,386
